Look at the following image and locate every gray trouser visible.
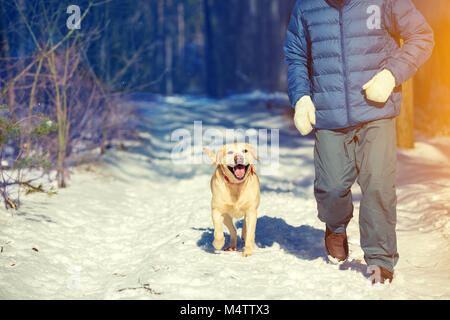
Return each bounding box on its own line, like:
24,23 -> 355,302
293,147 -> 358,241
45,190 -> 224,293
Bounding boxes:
314,118 -> 399,272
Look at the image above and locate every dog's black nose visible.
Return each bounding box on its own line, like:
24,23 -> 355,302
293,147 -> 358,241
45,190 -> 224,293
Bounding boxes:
234,154 -> 244,164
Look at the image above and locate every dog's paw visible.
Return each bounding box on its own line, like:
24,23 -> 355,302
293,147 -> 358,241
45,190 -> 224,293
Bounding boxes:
242,247 -> 253,257
213,237 -> 225,250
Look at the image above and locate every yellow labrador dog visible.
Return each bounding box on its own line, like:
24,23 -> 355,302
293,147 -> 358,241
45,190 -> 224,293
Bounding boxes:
204,143 -> 260,257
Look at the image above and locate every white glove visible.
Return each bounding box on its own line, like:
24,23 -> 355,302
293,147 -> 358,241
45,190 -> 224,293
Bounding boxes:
362,69 -> 396,103
294,95 -> 316,136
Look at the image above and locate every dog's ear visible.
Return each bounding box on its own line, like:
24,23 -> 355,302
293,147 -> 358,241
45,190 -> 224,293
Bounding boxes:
245,143 -> 260,162
203,147 -> 217,166
215,146 -> 224,165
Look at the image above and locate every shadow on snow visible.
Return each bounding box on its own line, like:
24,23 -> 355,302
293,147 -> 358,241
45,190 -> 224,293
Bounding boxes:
194,216 -> 326,261
194,215 -> 369,278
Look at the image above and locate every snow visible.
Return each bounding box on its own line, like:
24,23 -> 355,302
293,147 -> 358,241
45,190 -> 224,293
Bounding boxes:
0,92 -> 449,299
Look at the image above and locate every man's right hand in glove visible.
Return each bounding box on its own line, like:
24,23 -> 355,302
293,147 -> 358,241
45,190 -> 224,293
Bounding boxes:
294,95 -> 316,136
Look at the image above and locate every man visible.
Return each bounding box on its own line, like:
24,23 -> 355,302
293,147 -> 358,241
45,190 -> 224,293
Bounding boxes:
284,0 -> 434,284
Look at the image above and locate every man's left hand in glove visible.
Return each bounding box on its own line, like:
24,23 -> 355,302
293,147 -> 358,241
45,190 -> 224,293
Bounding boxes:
362,69 -> 396,103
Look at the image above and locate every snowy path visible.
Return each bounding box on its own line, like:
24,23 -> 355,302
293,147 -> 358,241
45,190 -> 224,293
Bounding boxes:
0,93 -> 449,299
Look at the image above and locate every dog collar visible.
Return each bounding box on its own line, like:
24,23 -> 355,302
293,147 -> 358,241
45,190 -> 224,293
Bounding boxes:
223,166 -> 254,183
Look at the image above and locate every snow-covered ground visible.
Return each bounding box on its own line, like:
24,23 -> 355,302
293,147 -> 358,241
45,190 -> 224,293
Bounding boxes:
0,92 -> 449,299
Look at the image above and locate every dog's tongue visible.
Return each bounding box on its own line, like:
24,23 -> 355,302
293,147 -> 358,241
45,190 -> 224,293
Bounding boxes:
234,165 -> 246,179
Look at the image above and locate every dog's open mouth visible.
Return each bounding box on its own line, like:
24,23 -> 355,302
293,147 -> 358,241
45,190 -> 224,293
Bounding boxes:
228,164 -> 249,180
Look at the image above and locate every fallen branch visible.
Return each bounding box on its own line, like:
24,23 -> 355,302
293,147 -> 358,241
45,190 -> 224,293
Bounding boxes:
117,283 -> 161,295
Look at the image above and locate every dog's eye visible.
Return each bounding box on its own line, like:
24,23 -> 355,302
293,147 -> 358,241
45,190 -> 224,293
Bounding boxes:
227,151 -> 233,155
243,149 -> 248,153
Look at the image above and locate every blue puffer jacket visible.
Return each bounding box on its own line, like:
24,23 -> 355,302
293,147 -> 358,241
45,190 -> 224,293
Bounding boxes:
284,0 -> 434,130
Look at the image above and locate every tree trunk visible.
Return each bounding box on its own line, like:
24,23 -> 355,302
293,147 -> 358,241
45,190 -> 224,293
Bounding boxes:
0,0 -> 8,60
0,0 -> 15,112
100,2 -> 110,84
165,37 -> 173,94
177,3 -> 185,57
203,0 -> 218,97
396,39 -> 415,149
396,77 -> 415,148
164,0 -> 174,94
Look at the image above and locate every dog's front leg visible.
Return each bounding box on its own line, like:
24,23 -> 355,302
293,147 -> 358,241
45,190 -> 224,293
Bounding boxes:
223,214 -> 237,251
242,210 -> 257,257
212,209 -> 225,250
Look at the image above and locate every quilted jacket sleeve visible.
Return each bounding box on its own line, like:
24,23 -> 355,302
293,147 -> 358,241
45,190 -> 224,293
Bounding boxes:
284,2 -> 311,108
384,0 -> 435,86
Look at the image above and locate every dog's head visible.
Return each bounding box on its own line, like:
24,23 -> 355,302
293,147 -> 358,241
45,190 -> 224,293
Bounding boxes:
204,143 -> 259,183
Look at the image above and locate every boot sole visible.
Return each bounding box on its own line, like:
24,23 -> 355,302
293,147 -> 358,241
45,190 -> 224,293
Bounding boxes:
327,254 -> 348,265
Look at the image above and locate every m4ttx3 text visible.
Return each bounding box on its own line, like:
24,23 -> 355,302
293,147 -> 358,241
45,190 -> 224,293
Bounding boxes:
225,304 -> 269,315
